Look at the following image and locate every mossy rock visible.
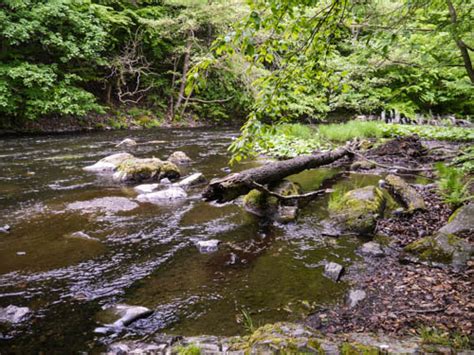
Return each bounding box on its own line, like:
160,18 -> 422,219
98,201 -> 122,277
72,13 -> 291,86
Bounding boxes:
328,186 -> 386,235
440,204 -> 474,236
242,180 -> 301,221
113,158 -> 180,183
404,233 -> 473,268
340,342 -> 380,355
228,322 -> 321,353
384,174 -> 425,212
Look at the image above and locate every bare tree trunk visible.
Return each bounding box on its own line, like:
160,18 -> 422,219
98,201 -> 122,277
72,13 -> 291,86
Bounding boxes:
203,146 -> 352,203
167,57 -> 178,120
175,30 -> 193,114
446,0 -> 474,84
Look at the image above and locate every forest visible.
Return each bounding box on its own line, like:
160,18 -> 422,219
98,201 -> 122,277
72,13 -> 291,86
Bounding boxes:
0,0 -> 473,353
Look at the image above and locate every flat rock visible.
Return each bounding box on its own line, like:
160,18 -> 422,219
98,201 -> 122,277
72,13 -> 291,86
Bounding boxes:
348,289 -> 366,308
96,304 -> 153,329
0,305 -> 30,324
324,262 -> 344,281
134,183 -> 159,194
67,197 -> 139,214
359,242 -> 384,257
137,187 -> 187,203
196,239 -> 220,253
83,153 -> 134,173
176,173 -> 206,187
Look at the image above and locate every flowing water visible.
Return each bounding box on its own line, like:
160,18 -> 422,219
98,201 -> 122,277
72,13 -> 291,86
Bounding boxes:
0,128 -> 381,352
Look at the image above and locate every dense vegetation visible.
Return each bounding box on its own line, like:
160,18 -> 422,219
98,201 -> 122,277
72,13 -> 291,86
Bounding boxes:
0,0 -> 472,133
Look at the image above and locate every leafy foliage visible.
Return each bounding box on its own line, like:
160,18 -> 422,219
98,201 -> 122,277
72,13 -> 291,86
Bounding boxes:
435,163 -> 473,206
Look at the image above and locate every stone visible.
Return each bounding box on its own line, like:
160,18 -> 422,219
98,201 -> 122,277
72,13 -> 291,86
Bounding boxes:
348,289 -> 366,308
327,186 -> 386,235
67,197 -> 139,214
0,305 -> 30,324
350,160 -> 376,170
359,242 -> 384,257
168,151 -> 192,165
113,158 -> 180,183
176,173 -> 206,187
404,232 -> 473,270
0,224 -> 10,233
136,187 -> 187,203
196,239 -> 220,253
439,204 -> 474,236
96,304 -> 153,329
383,174 -> 425,212
276,205 -> 298,223
134,183 -> 159,194
65,231 -> 99,242
83,153 -> 134,173
116,138 -> 137,147
324,262 -> 344,281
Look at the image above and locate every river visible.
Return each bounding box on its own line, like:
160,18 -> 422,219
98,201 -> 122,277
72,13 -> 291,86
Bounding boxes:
0,128 -> 380,352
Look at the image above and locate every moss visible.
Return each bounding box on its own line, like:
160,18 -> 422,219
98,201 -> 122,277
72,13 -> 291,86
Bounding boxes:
160,161 -> 181,180
384,174 -> 425,212
115,158 -> 180,182
175,344 -> 201,355
340,342 -> 380,355
243,189 -> 267,215
404,237 -> 452,264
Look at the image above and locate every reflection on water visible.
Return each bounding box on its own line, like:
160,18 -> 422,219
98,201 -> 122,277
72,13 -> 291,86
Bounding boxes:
0,128 -> 378,352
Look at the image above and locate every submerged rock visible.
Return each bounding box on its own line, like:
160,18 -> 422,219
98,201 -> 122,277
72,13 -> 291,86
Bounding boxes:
438,204 -> 474,236
116,138 -> 137,147
324,262 -> 344,281
83,153 -> 134,173
95,304 -> 153,331
403,233 -> 473,269
137,187 -> 187,203
113,158 -> 180,183
359,241 -> 384,257
0,305 -> 30,324
176,172 -> 206,187
168,151 -> 192,165
134,183 -> 159,194
65,231 -> 99,242
196,239 -> 220,253
383,174 -> 425,212
67,197 -> 139,214
348,289 -> 366,308
327,186 -> 386,235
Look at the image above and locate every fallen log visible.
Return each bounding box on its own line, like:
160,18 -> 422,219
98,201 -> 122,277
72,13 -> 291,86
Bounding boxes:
203,145 -> 353,202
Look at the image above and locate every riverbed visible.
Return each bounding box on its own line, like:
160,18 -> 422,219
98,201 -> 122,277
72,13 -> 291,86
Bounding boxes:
0,128 -> 380,352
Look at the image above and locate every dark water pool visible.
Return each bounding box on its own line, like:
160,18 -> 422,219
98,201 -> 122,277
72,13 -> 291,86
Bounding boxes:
0,128 -> 380,352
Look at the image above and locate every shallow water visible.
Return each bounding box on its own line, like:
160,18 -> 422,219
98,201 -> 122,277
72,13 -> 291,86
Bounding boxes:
0,128 -> 379,352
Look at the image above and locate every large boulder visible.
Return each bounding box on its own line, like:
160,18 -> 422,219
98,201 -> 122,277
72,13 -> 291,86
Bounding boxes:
438,204 -> 474,236
113,158 -> 180,183
382,174 -> 425,212
327,186 -> 386,235
242,180 -> 301,222
167,151 -> 191,165
404,233 -> 472,270
83,153 -> 134,173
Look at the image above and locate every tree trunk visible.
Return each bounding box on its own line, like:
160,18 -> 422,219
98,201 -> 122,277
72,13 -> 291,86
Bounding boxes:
203,146 -> 352,202
446,0 -> 474,84
175,31 -> 193,114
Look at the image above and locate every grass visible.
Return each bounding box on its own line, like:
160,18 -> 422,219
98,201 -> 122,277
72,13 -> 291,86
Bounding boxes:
319,121 -> 384,142
419,327 -> 471,350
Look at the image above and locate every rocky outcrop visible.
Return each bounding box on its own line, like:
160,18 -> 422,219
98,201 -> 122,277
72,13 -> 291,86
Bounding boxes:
382,174 -> 425,212
326,186 -> 386,235
167,151 -> 192,165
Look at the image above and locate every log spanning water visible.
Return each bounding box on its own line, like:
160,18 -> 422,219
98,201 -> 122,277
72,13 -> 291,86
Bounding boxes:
203,145 -> 353,202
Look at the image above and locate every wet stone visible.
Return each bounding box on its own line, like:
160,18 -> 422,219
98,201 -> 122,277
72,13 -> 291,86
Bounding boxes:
176,172 -> 206,187
0,224 -> 10,233
136,187 -> 187,203
196,239 -> 220,253
168,151 -> 192,165
83,153 -> 134,173
324,262 -> 344,282
116,138 -> 137,147
359,242 -> 384,257
65,231 -> 99,242
134,183 -> 159,194
95,304 -> 153,330
0,305 -> 30,324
